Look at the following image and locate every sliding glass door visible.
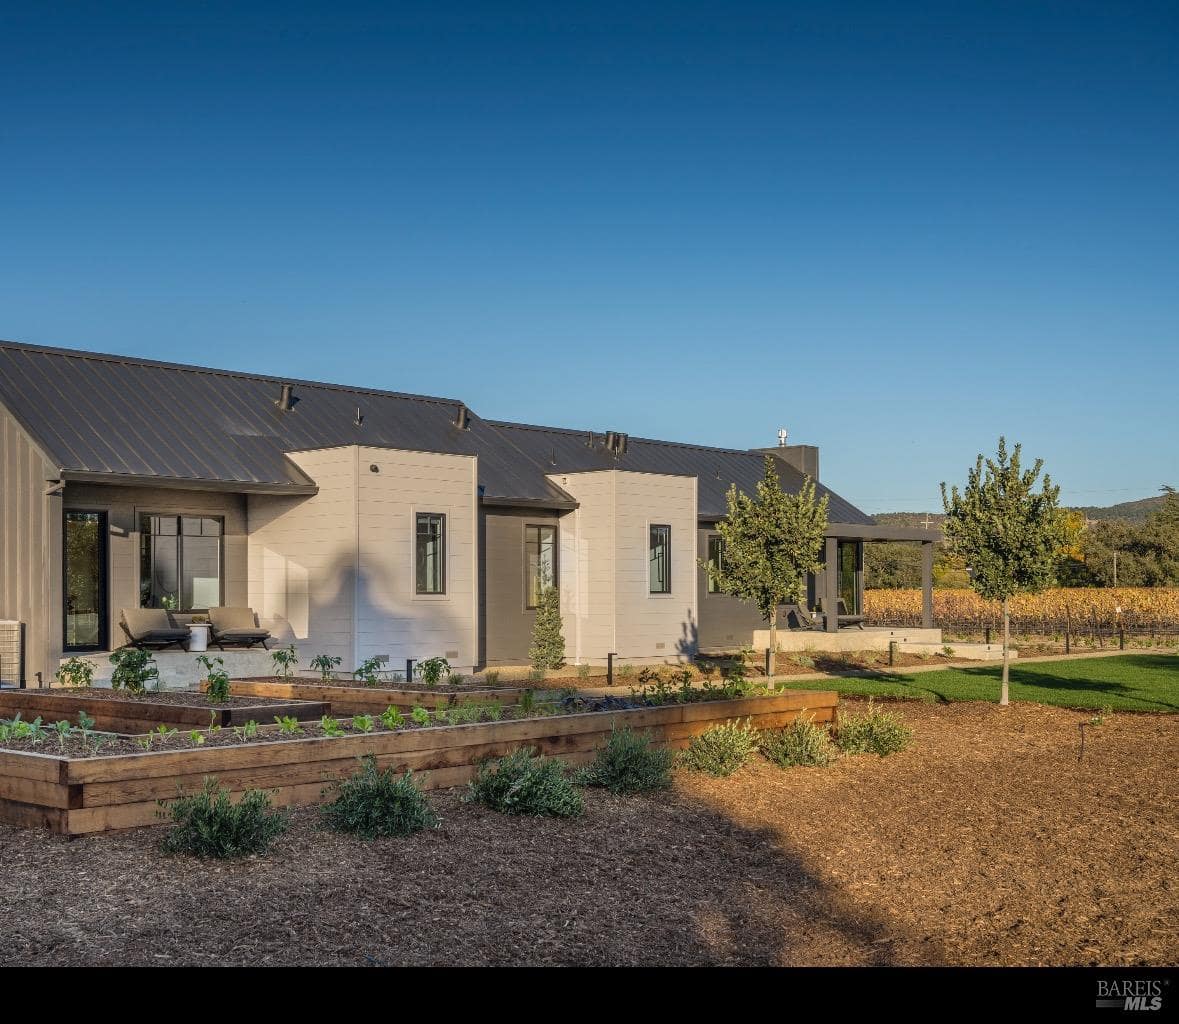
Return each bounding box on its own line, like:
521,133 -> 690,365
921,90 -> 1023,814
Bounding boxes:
63,511 -> 107,651
838,541 -> 861,615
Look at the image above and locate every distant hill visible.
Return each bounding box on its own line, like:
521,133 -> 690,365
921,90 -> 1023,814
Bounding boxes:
874,496 -> 1165,527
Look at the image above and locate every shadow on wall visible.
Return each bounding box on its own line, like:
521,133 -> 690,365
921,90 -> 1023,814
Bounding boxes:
677,609 -> 699,660
255,549 -> 472,673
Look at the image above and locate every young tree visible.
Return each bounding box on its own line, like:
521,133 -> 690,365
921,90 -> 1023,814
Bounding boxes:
941,437 -> 1070,705
703,456 -> 829,653
529,583 -> 566,671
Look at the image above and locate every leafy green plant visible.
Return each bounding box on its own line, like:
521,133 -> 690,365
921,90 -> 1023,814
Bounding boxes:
109,647 -> 159,695
438,700 -> 501,726
188,729 -> 206,747
353,656 -> 384,687
55,656 -> 94,689
351,714 -> 375,733
233,719 -> 259,742
310,654 -> 342,682
320,757 -> 438,839
760,713 -> 836,768
196,654 -> 231,703
274,715 -> 303,735
681,719 -> 759,777
578,727 -> 674,794
942,645 -> 955,658
519,689 -> 536,715
466,748 -> 583,818
270,644 -> 299,680
319,715 -> 344,737
418,657 -> 451,688
52,719 -> 73,750
159,778 -> 289,858
136,735 -> 153,751
410,705 -> 431,726
379,705 -> 405,730
834,702 -> 913,757
576,662 -> 591,679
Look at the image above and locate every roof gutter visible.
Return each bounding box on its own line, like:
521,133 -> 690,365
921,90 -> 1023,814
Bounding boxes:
59,471 -> 320,497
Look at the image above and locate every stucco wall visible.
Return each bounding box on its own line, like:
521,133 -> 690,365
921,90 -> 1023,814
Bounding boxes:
551,470 -> 697,665
248,445 -> 478,673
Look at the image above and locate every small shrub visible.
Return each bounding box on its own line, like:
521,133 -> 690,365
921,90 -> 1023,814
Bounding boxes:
484,670 -> 500,686
760,714 -> 836,768
270,644 -> 299,680
528,584 -> 565,670
578,727 -> 673,794
311,654 -> 342,682
576,662 -> 591,679
55,656 -> 94,689
109,647 -> 159,694
834,702 -> 912,757
681,719 -> 759,777
942,645 -> 955,658
466,748 -> 583,818
449,673 -> 465,687
790,653 -> 816,669
321,757 -> 438,839
519,689 -> 536,715
159,778 -> 289,858
418,657 -> 451,688
617,663 -> 635,680
196,654 -> 230,703
410,706 -> 431,726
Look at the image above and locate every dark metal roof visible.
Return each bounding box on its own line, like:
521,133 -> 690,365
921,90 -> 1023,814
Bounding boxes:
0,341 -> 573,506
487,421 -> 876,526
0,340 -> 875,524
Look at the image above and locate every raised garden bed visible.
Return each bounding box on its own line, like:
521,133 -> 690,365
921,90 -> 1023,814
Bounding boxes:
0,689 -> 837,836
226,677 -> 532,712
0,689 -> 329,735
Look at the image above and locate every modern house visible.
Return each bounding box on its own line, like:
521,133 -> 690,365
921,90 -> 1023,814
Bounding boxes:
0,340 -> 938,687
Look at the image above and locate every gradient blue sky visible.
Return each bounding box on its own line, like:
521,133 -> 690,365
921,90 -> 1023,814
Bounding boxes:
2,2 -> 1175,512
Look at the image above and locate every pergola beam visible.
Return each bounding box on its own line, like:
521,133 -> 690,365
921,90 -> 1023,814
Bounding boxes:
921,541 -> 934,628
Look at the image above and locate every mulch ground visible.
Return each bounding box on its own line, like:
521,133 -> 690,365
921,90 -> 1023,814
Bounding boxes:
3,698 -> 1175,966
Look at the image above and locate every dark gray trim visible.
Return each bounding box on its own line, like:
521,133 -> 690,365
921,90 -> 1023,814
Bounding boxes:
480,495 -> 579,511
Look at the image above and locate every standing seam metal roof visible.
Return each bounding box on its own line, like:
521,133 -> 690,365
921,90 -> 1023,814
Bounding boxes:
0,340 -> 874,524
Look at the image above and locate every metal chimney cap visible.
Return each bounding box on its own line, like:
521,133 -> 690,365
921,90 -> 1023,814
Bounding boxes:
777,427 -> 788,447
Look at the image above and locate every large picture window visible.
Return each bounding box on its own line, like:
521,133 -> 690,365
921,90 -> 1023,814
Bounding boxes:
139,514 -> 222,611
706,534 -> 724,593
649,524 -> 672,594
416,512 -> 446,594
525,524 -> 557,608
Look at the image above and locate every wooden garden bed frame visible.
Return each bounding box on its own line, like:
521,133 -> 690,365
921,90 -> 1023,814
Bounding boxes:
0,690 -> 329,735
0,690 -> 836,836
223,677 -> 532,712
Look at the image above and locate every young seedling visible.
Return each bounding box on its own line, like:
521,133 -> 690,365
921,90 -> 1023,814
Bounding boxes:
351,714 -> 375,734
311,654 -> 342,683
53,719 -> 73,750
417,656 -> 451,688
379,706 -> 405,730
270,645 -> 299,680
410,706 -> 431,727
188,729 -> 206,746
196,654 -> 231,703
319,715 -> 344,737
353,656 -> 384,688
233,720 -> 260,742
274,715 -> 303,735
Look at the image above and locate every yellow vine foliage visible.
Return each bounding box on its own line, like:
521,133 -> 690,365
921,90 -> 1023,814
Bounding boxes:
864,587 -> 1179,625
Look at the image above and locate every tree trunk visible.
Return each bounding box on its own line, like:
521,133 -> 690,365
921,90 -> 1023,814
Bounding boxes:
768,607 -> 777,663
1001,596 -> 1010,707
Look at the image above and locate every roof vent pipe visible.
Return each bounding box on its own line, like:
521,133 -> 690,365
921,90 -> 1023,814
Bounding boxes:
354,406 -> 364,427
454,404 -> 471,430
605,431 -> 628,455
777,427 -> 788,447
275,383 -> 294,412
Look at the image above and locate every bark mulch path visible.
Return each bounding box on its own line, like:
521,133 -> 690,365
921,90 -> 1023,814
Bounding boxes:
3,699 -> 1175,966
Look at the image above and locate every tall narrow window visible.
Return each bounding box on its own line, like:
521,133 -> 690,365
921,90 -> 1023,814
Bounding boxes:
706,534 -> 724,593
525,524 -> 558,608
416,512 -> 446,594
649,524 -> 671,594
139,514 -> 222,611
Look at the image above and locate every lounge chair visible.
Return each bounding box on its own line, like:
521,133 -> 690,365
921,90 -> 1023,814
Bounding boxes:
783,604 -> 821,630
208,607 -> 272,649
817,597 -> 868,630
121,608 -> 191,650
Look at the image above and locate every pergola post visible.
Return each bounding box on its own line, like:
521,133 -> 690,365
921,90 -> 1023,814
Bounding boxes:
921,541 -> 934,629
824,535 -> 839,632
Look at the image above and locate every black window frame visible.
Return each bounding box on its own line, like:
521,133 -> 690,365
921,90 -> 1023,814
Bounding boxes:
63,509 -> 109,652
137,512 -> 225,612
415,512 -> 447,595
649,524 -> 672,595
524,523 -> 558,609
706,534 -> 724,594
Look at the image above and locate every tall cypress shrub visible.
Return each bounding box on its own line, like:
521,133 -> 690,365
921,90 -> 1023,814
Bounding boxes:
529,585 -> 565,670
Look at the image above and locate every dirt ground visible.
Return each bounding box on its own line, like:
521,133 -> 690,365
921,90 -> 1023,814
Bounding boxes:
2,699 -> 1175,966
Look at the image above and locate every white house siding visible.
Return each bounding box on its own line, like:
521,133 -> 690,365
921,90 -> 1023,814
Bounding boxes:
248,446 -> 478,674
355,446 -> 478,674
550,470 -> 698,665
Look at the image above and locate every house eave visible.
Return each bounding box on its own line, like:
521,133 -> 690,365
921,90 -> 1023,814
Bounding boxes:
59,470 -> 320,497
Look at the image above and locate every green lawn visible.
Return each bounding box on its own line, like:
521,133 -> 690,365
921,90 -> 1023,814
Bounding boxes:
781,654 -> 1179,713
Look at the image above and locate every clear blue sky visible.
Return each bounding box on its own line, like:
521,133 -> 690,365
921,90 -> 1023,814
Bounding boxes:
2,2 -> 1175,513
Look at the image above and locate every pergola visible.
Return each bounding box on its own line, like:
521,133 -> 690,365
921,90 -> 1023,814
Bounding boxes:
822,524 -> 943,631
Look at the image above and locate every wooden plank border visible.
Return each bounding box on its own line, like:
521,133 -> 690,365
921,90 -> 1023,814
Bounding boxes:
0,691 -> 836,836
223,678 -> 532,712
